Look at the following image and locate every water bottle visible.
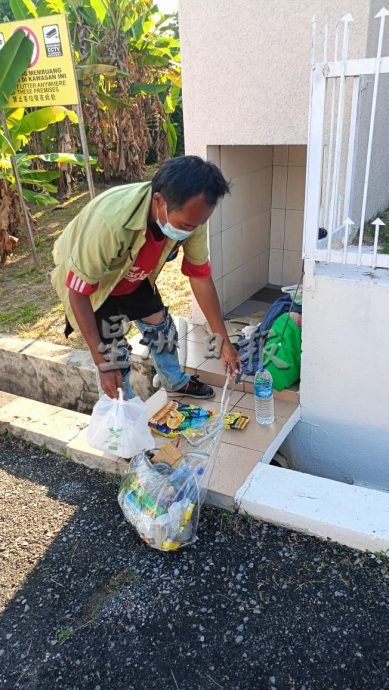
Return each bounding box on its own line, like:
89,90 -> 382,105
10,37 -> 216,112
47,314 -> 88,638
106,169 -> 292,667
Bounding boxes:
254,367 -> 274,425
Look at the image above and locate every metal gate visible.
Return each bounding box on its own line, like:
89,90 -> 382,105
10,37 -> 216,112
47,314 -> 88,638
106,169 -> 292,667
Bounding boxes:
303,9 -> 389,269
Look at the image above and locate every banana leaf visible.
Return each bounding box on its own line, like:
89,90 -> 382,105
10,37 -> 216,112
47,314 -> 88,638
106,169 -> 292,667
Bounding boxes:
0,132 -> 15,156
0,30 -> 33,107
22,188 -> 58,205
17,107 -> 78,136
130,82 -> 168,96
88,0 -> 107,24
36,0 -> 66,16
163,120 -> 177,156
14,152 -> 96,167
76,64 -> 131,80
9,0 -> 38,19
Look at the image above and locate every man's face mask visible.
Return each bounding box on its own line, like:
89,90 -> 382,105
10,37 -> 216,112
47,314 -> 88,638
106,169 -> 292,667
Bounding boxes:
156,203 -> 195,242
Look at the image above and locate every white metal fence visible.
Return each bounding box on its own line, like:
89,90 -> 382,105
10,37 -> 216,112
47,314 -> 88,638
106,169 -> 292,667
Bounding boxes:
303,9 -> 389,269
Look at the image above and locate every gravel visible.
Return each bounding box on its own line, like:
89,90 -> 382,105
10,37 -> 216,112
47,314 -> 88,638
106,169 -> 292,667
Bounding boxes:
0,433 -> 388,690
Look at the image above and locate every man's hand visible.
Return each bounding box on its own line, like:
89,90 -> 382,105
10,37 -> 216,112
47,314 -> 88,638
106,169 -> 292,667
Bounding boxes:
99,369 -> 123,398
221,340 -> 241,378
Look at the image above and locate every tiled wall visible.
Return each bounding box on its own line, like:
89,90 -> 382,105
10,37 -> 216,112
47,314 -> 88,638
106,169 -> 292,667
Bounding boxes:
207,145 -> 272,314
269,145 -> 306,286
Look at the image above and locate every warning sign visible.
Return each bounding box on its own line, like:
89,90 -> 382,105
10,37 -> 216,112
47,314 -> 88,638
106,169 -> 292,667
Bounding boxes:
0,14 -> 78,107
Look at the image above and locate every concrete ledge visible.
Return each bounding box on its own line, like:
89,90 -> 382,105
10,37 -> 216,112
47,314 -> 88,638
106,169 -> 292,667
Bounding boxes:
0,395 -> 90,453
236,464 -> 389,553
0,392 -> 127,474
0,334 -> 155,413
66,427 -> 129,475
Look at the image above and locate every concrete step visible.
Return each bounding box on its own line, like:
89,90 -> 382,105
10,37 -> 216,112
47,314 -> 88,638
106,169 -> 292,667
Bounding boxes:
2,391 -> 384,552
236,463 -> 389,553
0,387 -> 300,512
0,392 -> 128,475
169,385 -> 300,509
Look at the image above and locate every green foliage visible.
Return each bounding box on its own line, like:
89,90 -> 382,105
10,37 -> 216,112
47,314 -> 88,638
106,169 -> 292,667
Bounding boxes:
0,0 -> 183,244
9,0 -> 37,19
0,0 -> 11,19
0,29 -> 33,107
57,626 -> 71,642
6,0 -> 183,175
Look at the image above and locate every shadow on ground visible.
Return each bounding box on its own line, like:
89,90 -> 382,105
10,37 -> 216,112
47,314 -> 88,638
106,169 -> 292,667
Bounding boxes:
0,434 -> 388,690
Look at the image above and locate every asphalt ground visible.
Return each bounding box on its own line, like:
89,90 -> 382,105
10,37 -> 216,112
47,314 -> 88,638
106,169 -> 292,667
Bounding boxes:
0,434 -> 388,690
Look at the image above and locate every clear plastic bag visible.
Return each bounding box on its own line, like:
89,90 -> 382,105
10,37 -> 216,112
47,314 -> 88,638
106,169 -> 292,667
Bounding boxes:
87,389 -> 154,458
118,374 -> 233,551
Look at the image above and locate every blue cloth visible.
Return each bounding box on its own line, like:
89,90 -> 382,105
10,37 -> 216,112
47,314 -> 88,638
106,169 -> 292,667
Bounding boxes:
237,295 -> 302,375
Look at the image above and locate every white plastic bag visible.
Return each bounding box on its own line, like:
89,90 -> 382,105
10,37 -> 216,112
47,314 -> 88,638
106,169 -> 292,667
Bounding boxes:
87,389 -> 154,458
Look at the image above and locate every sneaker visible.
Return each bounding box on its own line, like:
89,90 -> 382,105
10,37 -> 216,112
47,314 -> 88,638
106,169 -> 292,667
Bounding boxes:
167,375 -> 215,400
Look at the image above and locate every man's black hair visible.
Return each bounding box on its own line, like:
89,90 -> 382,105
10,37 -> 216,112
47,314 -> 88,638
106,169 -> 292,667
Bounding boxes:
151,155 -> 230,210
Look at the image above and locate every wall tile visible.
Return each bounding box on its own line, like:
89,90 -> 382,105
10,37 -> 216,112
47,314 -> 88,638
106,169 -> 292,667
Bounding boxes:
250,146 -> 273,170
288,145 -> 307,167
222,222 -> 246,275
207,145 -> 221,167
273,145 -> 289,166
221,145 -> 272,181
209,232 -> 223,280
223,255 -> 264,314
258,248 -> 270,286
243,210 -> 271,254
282,250 -> 303,285
243,168 -> 272,217
209,201 -> 222,236
221,176 -> 244,230
222,210 -> 270,276
221,146 -> 246,181
286,165 -> 306,210
284,209 -> 304,251
272,166 -> 287,208
270,208 -> 286,249
269,248 -> 283,285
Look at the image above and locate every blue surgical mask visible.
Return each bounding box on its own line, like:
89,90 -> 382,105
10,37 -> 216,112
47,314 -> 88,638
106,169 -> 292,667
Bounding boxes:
156,204 -> 194,242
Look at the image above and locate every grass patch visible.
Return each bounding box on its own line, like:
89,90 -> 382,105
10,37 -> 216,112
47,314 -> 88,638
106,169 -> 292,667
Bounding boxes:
0,302 -> 41,326
57,626 -> 71,642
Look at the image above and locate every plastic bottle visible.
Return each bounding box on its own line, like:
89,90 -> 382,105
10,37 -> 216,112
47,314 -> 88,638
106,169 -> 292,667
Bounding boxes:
254,366 -> 274,425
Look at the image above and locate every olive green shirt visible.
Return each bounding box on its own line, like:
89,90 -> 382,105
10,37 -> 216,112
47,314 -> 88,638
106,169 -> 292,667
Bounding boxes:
51,181 -> 209,330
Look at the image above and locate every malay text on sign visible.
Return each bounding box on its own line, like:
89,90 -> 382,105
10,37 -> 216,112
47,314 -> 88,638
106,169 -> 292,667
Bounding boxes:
0,14 -> 78,107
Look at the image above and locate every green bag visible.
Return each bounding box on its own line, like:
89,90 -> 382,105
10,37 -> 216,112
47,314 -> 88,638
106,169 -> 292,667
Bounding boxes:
263,313 -> 301,391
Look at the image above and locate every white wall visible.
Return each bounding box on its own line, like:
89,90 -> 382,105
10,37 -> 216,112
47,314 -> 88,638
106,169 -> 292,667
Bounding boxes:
205,145 -> 272,315
180,0 -> 371,154
282,263 -> 389,491
270,146 -> 306,286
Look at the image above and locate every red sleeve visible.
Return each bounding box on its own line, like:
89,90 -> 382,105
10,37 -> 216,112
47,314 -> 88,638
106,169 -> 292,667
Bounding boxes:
181,257 -> 212,279
66,270 -> 99,295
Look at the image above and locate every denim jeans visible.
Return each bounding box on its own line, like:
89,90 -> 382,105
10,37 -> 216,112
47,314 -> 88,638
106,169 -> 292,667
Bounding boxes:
95,308 -> 190,399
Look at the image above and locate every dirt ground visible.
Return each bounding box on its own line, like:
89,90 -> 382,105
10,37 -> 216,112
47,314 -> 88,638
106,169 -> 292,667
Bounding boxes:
0,178 -> 192,351
1,434 -> 388,690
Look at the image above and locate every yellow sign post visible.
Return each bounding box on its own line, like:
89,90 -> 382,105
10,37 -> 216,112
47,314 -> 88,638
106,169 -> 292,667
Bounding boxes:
0,15 -> 95,266
0,15 -> 78,107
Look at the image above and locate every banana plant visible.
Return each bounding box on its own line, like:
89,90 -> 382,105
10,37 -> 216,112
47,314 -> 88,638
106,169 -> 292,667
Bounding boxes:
8,0 -> 183,178
0,104 -> 96,205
